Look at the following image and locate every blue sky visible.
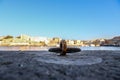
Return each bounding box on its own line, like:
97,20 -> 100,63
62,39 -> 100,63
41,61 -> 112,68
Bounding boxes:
0,0 -> 120,40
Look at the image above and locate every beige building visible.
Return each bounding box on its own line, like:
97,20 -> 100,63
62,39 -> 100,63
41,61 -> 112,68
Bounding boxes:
10,38 -> 29,46
10,42 -> 29,46
20,34 -> 30,41
52,37 -> 61,43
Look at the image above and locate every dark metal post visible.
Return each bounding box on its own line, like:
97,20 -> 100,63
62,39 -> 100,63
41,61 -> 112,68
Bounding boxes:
60,40 -> 67,56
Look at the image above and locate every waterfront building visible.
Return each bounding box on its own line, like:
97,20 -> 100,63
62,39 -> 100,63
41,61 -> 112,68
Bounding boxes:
30,36 -> 49,45
20,34 -> 30,41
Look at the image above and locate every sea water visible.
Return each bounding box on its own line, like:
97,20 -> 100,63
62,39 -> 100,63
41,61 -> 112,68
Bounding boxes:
0,46 -> 120,51
80,46 -> 120,51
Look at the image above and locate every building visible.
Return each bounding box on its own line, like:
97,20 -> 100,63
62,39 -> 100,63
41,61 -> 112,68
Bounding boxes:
52,37 -> 61,43
0,36 -> 4,40
30,37 -> 49,45
0,41 -> 2,45
10,42 -> 29,46
75,40 -> 81,45
66,40 -> 74,45
20,34 -> 30,41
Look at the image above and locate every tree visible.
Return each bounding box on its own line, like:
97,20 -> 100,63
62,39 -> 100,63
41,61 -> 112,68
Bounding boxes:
16,36 -> 21,38
4,35 -> 13,39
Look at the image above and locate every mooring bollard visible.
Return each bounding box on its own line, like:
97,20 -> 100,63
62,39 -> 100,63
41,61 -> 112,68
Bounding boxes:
60,40 -> 67,56
48,39 -> 81,55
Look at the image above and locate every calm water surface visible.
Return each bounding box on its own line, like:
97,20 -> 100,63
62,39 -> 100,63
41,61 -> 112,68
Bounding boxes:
0,46 -> 120,51
80,46 -> 120,50
0,46 -> 48,51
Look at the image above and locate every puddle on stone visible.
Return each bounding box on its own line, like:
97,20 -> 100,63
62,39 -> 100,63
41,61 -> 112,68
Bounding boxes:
34,52 -> 102,66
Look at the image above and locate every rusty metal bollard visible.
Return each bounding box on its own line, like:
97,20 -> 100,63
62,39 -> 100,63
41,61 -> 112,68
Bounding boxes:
48,39 -> 81,54
60,40 -> 67,56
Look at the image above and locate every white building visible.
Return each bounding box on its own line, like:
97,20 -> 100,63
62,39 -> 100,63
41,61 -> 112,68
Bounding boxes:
10,42 -> 29,46
20,34 -> 30,41
67,40 -> 74,45
0,41 -> 2,45
30,37 -> 49,44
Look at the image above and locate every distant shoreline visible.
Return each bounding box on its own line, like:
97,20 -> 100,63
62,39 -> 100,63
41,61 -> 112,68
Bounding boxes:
0,46 -> 120,51
101,45 -> 120,47
0,45 -> 120,47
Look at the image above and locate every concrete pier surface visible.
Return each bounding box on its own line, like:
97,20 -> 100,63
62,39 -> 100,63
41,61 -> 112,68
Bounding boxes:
0,50 -> 120,80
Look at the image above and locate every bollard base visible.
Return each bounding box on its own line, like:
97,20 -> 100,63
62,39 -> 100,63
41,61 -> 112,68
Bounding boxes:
49,47 -> 81,53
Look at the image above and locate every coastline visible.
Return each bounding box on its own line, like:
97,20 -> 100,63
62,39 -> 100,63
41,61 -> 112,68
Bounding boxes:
0,46 -> 120,51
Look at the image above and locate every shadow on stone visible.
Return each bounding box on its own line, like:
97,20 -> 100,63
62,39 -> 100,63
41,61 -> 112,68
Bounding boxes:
49,47 -> 81,53
0,61 -> 13,65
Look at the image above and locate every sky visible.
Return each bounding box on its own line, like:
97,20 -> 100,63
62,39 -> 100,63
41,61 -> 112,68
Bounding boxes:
0,0 -> 120,40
